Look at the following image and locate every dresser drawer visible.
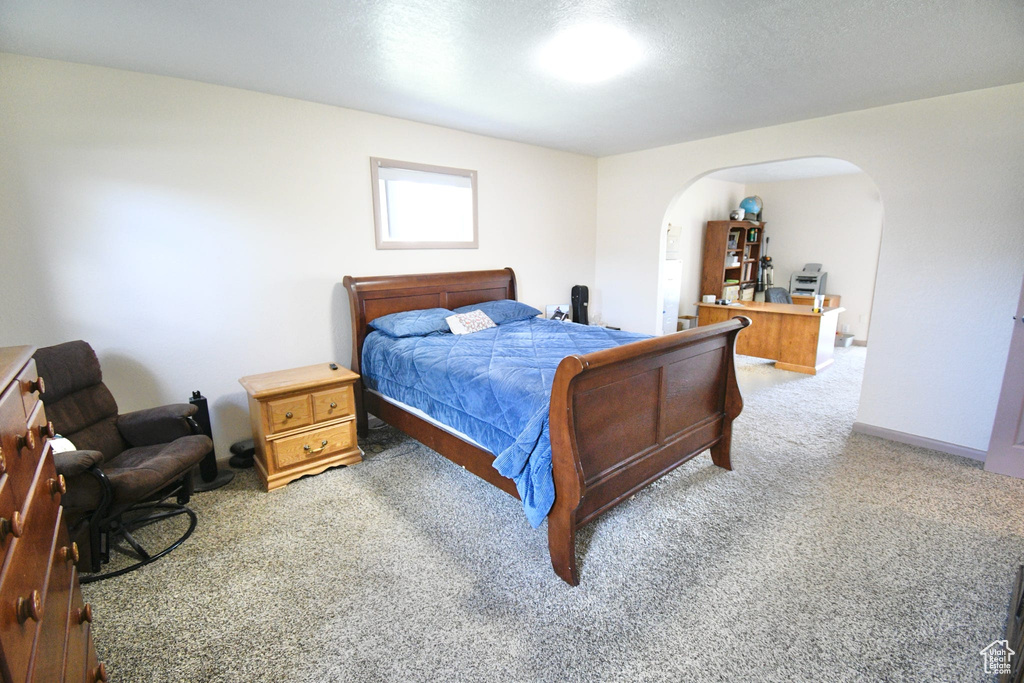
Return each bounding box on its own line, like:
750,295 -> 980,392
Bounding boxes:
16,361 -> 43,421
10,406 -> 50,516
267,394 -> 313,434
0,454 -> 63,682
63,572 -> 89,683
0,383 -> 39,512
272,419 -> 357,471
28,509 -> 74,683
312,386 -> 354,423
0,475 -> 17,555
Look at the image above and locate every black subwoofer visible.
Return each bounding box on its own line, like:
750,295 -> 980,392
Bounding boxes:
571,285 -> 589,325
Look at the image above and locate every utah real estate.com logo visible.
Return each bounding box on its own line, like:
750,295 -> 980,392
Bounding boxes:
981,639 -> 1015,675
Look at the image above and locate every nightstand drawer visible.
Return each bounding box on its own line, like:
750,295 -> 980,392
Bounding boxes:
267,395 -> 313,434
272,420 -> 357,471
312,387 -> 353,423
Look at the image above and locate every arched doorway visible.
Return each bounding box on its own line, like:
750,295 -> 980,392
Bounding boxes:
656,157 -> 884,354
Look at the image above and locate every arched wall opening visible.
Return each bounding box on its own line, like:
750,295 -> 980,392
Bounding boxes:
654,157 -> 885,354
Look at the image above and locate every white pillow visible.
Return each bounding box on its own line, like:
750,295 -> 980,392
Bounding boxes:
50,436 -> 77,453
446,310 -> 497,335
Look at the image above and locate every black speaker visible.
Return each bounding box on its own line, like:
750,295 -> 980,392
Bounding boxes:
189,390 -> 235,491
571,285 -> 589,325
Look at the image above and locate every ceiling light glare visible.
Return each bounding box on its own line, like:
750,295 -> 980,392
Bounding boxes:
537,24 -> 643,84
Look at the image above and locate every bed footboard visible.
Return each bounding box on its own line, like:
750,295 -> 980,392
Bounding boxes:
547,317 -> 750,585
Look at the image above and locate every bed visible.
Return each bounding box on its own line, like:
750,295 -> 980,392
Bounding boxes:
343,268 -> 749,585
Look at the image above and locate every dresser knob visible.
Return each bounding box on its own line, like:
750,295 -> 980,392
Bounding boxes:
93,662 -> 108,683
48,475 -> 66,496
61,542 -> 80,564
78,603 -> 93,624
23,376 -> 44,395
330,402 -> 337,409
1,511 -> 23,539
16,429 -> 36,452
0,449 -> 5,475
285,411 -> 293,419
16,590 -> 41,623
39,421 -> 55,440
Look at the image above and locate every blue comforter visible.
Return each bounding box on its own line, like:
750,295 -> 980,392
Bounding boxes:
361,317 -> 649,527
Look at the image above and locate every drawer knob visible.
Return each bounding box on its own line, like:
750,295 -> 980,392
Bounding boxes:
16,590 -> 41,623
16,429 -> 36,452
330,402 -> 337,409
48,474 -> 66,496
0,449 -> 5,475
78,603 -> 93,624
39,421 -> 55,440
61,542 -> 80,564
23,376 -> 44,395
93,662 -> 108,683
285,411 -> 293,419
303,439 -> 328,455
1,511 -> 23,539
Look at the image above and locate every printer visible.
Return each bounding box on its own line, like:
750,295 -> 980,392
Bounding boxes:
790,263 -> 828,297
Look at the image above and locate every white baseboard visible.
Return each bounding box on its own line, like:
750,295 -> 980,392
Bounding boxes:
851,422 -> 986,462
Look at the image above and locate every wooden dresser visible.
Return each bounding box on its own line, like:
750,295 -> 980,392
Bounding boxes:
0,346 -> 105,682
240,363 -> 362,491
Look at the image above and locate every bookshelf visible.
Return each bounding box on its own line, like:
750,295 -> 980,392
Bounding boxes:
699,220 -> 766,301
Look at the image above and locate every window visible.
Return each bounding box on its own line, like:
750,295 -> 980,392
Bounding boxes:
370,158 -> 478,249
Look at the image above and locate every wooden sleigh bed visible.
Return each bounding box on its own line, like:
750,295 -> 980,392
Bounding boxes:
343,268 -> 749,585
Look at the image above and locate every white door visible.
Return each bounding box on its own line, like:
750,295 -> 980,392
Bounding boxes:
985,274 -> 1024,477
662,260 -> 683,334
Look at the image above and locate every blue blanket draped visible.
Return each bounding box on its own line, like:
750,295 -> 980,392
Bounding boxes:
361,317 -> 649,527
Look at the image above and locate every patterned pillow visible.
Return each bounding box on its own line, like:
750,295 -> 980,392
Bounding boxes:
446,310 -> 497,335
370,308 -> 453,337
453,299 -> 541,325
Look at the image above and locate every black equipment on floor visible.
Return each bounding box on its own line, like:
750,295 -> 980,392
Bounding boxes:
190,390 -> 235,491
229,439 -> 256,469
571,285 -> 589,325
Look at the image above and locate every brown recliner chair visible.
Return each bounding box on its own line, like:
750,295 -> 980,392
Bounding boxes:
33,341 -> 212,582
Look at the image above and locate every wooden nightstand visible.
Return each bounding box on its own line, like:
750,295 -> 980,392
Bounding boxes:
239,363 -> 362,491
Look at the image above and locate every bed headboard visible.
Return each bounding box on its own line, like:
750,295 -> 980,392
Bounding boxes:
342,268 -> 517,374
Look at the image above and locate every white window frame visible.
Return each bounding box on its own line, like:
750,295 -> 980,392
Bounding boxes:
370,157 -> 479,250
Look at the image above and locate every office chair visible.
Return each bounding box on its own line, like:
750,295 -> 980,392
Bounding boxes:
33,341 -> 212,582
765,287 -> 793,304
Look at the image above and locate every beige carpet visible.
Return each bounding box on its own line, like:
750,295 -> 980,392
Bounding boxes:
82,347 -> 1024,681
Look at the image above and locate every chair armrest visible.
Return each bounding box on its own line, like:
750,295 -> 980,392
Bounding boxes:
117,403 -> 198,447
53,449 -> 104,477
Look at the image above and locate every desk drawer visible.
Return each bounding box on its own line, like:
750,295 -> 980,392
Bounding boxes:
312,386 -> 354,423
272,419 -> 357,471
267,394 -> 313,434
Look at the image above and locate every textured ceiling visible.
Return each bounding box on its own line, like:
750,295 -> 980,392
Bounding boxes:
1,0 -> 1023,156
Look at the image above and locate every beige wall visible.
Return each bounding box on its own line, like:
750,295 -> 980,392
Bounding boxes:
0,54 -> 598,455
662,177 -> 746,319
745,173 -> 882,341
595,83 -> 1024,452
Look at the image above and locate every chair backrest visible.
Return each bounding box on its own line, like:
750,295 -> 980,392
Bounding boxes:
765,287 -> 793,304
33,341 -> 126,458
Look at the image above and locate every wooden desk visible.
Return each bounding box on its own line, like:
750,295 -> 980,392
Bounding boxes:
697,301 -> 845,374
791,293 -> 841,308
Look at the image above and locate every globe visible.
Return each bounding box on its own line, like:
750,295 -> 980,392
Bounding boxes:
739,195 -> 763,218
